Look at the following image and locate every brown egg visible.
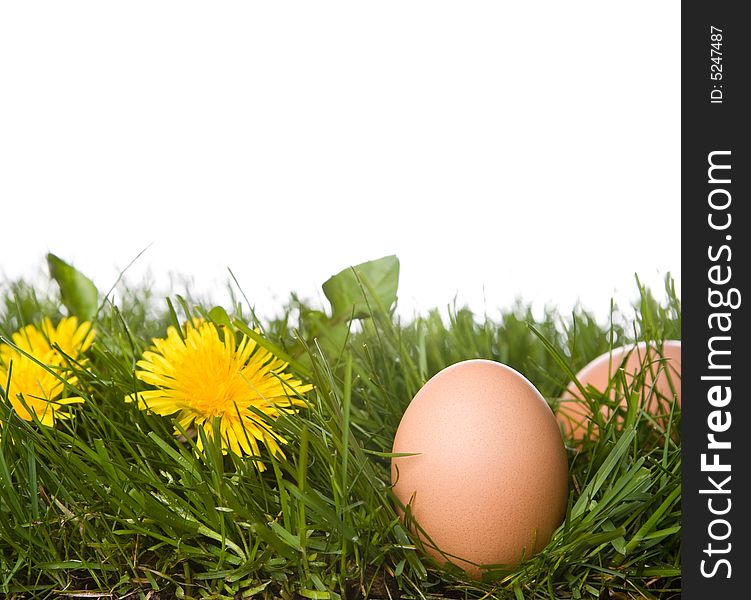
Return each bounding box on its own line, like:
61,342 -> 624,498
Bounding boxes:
391,360 -> 568,578
557,340 -> 681,441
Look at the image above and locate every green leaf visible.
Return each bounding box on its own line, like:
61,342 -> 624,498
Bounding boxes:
299,589 -> 332,600
322,255 -> 399,320
208,306 -> 233,329
47,253 -> 99,320
36,560 -> 117,572
302,309 -> 349,358
268,521 -> 304,552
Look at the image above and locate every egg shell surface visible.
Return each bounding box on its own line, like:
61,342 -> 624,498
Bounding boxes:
391,359 -> 568,578
557,340 -> 681,441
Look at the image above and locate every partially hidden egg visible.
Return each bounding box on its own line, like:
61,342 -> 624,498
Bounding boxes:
557,340 -> 681,441
391,359 -> 568,578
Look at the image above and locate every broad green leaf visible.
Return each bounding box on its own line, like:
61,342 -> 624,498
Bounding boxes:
208,306 -> 233,329
322,255 -> 399,320
302,309 -> 349,358
47,253 -> 99,320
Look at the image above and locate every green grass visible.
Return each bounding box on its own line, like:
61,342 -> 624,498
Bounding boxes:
0,261 -> 680,599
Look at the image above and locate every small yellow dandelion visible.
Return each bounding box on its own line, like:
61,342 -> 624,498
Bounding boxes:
0,317 -> 95,426
126,320 -> 312,469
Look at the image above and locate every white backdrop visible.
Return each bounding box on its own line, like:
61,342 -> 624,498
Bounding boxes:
0,2 -> 680,320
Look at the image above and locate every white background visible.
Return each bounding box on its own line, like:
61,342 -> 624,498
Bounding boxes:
0,2 -> 680,321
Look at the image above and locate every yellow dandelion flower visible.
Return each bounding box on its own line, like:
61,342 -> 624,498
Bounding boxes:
0,317 -> 95,426
126,320 -> 312,469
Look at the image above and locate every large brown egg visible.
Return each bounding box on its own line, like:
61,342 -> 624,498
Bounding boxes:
557,340 -> 681,441
391,360 -> 568,578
